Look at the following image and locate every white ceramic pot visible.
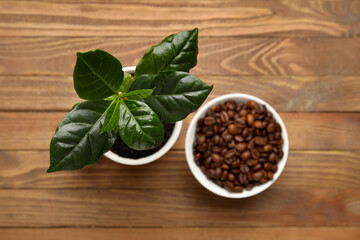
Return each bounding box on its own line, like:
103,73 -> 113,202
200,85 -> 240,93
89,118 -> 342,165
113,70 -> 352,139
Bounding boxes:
185,93 -> 289,198
104,66 -> 183,166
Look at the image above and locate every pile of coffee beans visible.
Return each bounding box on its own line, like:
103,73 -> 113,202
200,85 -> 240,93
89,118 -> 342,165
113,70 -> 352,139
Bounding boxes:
193,100 -> 284,193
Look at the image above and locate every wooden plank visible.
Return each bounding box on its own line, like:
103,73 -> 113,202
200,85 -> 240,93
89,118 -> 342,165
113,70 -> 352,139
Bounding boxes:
1,228 -> 359,240
0,112 -> 359,150
1,75 -> 360,112
0,0 -> 359,37
1,37 -> 360,76
0,188 -> 358,227
0,150 -> 359,190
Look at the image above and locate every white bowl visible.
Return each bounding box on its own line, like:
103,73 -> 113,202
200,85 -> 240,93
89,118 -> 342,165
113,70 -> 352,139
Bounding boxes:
104,66 -> 183,166
185,93 -> 289,198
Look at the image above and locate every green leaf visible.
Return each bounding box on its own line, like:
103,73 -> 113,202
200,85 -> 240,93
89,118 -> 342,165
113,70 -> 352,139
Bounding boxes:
48,101 -> 116,172
118,99 -> 164,150
104,94 -> 118,101
118,72 -> 134,93
134,28 -> 198,78
100,98 -> 120,134
122,88 -> 155,100
130,71 -> 213,122
74,50 -> 124,100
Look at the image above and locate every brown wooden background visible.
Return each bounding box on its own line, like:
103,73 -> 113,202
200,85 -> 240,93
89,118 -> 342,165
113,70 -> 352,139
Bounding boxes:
0,0 -> 359,239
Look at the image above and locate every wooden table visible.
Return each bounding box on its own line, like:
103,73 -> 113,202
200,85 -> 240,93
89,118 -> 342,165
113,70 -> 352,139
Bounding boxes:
0,0 -> 359,239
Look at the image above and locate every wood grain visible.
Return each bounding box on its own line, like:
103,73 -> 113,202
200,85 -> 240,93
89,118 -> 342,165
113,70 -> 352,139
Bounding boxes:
0,112 -> 359,150
0,150 -> 359,190
0,188 -> 358,227
1,228 -> 359,240
1,75 -> 360,112
0,0 -> 359,37
1,37 -> 360,76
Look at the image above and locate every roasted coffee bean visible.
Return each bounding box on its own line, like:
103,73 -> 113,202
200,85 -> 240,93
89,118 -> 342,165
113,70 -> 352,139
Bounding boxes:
220,148 -> 227,156
266,122 -> 276,133
247,172 -> 253,181
221,170 -> 228,180
247,100 -> 256,109
219,162 -> 228,169
222,132 -> 233,142
252,171 -> 264,181
197,143 -> 207,152
235,142 -> 247,152
241,150 -> 251,161
263,144 -> 273,152
234,135 -> 245,142
247,159 -> 258,167
240,164 -> 250,173
204,116 -> 216,126
227,140 -> 235,148
260,178 -> 268,184
194,99 -> 284,193
213,135 -> 221,145
258,158 -> 268,163
225,101 -> 236,110
242,127 -> 250,137
227,173 -> 236,182
239,109 -> 247,117
210,105 -> 218,112
194,153 -> 202,161
220,111 -> 230,122
211,154 -> 223,164
224,181 -> 234,191
197,134 -> 206,145
224,149 -> 236,159
251,149 -> 261,159
267,171 -> 274,180
215,167 -> 222,179
264,162 -> 273,171
207,168 -> 215,178
231,160 -> 240,168
254,120 -> 263,128
204,150 -> 211,158
213,125 -> 219,134
227,124 -> 238,135
244,133 -> 253,142
205,156 -> 212,166
254,137 -> 267,146
268,152 -> 277,162
247,114 -> 255,125
239,173 -> 248,185
247,138 -> 255,150
205,130 -> 215,137
228,110 -> 235,119
234,186 -> 244,193
253,163 -> 262,171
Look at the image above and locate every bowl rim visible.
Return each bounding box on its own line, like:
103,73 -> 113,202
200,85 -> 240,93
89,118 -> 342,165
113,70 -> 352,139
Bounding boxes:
104,66 -> 183,166
185,93 -> 289,198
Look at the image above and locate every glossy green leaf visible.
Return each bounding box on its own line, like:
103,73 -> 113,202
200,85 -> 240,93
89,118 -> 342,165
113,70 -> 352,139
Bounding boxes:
48,101 -> 116,172
74,50 -> 124,100
118,72 -> 134,93
100,99 -> 120,134
122,88 -> 155,100
118,99 -> 164,150
131,71 -> 212,122
104,94 -> 117,101
134,28 -> 198,78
